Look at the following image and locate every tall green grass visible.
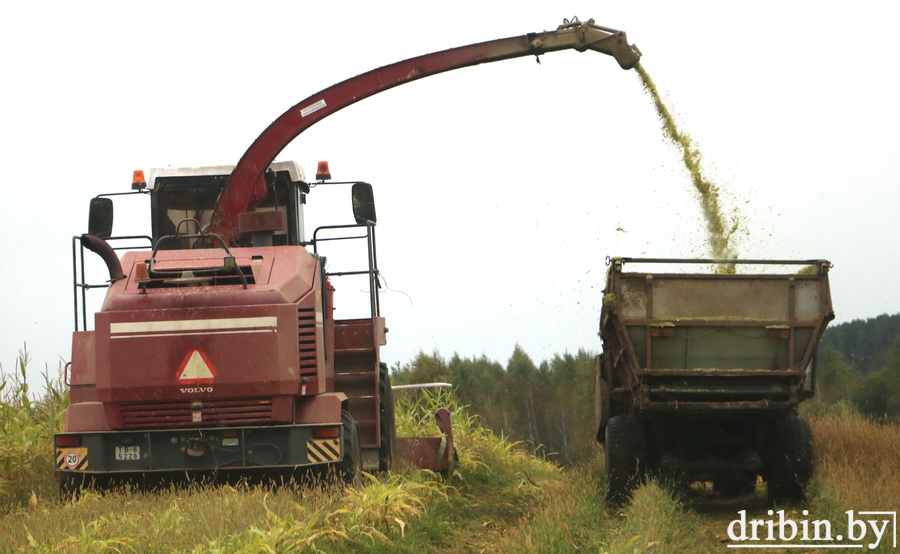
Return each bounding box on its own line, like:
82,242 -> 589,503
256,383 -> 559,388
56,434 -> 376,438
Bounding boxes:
1,375 -> 455,551
2,379 -> 552,551
805,410 -> 900,553
3,355 -> 897,552
394,386 -> 558,484
490,459 -> 700,554
10,480 -> 442,552
0,349 -> 67,513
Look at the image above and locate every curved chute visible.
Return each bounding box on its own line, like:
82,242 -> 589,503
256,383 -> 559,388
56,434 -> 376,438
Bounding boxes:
211,18 -> 640,242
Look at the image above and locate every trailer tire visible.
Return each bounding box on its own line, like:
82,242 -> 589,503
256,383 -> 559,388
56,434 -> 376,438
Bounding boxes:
378,362 -> 396,472
605,414 -> 645,505
767,417 -> 814,505
338,410 -> 362,484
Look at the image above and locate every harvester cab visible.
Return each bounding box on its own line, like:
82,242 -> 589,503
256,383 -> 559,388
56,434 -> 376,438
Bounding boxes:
85,162 -> 376,247
150,163 -> 308,249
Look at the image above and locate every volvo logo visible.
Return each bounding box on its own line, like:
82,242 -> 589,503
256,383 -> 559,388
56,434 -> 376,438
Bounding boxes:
180,386 -> 213,394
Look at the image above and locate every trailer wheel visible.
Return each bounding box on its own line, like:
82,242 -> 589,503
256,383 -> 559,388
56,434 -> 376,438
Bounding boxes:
378,362 -> 396,472
767,417 -> 814,505
338,410 -> 362,484
605,414 -> 645,505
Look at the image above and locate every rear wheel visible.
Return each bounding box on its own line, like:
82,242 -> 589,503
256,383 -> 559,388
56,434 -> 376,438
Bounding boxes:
337,410 -> 361,484
767,417 -> 813,505
605,414 -> 645,505
378,362 -> 396,472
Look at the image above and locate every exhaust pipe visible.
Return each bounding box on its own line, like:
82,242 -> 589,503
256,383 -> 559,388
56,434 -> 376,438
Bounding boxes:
80,234 -> 126,281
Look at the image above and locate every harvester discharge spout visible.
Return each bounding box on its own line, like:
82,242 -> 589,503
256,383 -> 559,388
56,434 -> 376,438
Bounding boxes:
211,17 -> 641,244
537,17 -> 641,69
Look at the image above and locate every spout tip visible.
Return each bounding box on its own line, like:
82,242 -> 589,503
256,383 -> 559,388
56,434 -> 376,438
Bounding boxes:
616,43 -> 642,70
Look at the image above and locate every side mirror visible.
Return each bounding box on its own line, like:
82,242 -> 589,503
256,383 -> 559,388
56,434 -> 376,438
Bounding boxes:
351,182 -> 377,225
88,197 -> 114,238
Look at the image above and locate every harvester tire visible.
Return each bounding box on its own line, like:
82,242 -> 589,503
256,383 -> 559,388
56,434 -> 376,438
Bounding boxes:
338,410 -> 362,484
767,417 -> 814,505
605,414 -> 645,505
378,362 -> 396,472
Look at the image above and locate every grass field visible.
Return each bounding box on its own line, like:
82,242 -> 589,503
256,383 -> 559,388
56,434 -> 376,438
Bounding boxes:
2,354 -> 898,552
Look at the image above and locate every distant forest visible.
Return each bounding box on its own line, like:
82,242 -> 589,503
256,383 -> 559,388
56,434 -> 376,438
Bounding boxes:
391,313 -> 900,465
391,348 -> 599,466
817,313 -> 900,415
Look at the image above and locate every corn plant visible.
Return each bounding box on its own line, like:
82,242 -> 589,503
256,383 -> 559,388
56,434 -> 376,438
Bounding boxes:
0,348 -> 68,512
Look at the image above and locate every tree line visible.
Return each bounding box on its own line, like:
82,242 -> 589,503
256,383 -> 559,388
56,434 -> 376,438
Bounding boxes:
391,347 -> 600,466
392,313 -> 900,466
817,312 -> 900,416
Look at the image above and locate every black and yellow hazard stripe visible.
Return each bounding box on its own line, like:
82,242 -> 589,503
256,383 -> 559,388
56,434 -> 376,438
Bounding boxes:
56,448 -> 89,471
306,439 -> 341,464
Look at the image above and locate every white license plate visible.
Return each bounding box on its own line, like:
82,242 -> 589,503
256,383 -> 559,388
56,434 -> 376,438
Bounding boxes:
115,446 -> 141,461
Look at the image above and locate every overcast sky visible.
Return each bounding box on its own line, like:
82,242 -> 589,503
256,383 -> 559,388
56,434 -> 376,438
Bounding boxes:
2,1 -> 899,386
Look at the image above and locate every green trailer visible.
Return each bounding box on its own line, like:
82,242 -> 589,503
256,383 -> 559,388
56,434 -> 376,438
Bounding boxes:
595,258 -> 834,504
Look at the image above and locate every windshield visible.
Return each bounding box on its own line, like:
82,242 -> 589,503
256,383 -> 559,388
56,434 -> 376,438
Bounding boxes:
152,173 -> 298,248
153,175 -> 227,241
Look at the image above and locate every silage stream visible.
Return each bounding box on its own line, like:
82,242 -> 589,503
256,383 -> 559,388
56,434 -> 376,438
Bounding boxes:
635,63 -> 741,264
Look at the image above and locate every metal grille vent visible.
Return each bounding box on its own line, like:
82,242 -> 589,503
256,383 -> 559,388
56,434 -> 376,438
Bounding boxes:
298,307 -> 318,374
119,398 -> 273,428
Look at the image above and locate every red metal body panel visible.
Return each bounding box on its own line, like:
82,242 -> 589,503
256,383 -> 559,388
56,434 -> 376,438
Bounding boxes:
105,247 -> 315,310
69,331 -> 96,388
295,392 -> 347,424
95,303 -> 300,401
64,402 -> 109,432
67,244 -> 335,432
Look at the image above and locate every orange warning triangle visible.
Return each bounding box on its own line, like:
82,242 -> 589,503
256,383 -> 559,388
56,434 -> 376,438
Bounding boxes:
176,349 -> 217,384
